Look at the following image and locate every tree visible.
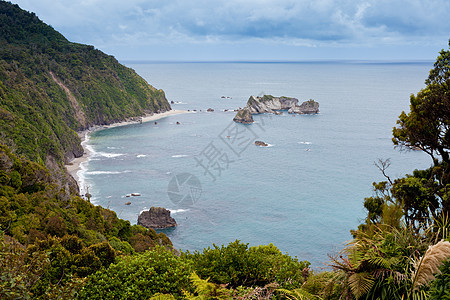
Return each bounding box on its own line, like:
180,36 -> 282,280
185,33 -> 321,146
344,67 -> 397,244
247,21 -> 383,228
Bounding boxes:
393,40 -> 450,164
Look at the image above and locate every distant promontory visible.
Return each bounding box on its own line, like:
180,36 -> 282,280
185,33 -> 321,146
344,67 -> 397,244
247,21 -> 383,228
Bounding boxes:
234,95 -> 319,123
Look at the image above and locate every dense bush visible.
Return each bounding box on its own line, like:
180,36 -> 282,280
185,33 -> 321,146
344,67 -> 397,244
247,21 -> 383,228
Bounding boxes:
0,1 -> 170,166
184,240 -> 310,290
428,258 -> 450,299
78,246 -> 193,300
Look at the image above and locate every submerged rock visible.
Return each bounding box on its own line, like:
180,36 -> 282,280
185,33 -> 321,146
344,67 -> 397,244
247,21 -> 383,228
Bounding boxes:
137,207 -> 177,229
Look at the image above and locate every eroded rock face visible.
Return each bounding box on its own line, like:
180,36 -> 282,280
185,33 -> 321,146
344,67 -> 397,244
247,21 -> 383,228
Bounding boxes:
288,99 -> 320,114
234,96 -> 319,123
137,207 -> 177,229
233,107 -> 254,124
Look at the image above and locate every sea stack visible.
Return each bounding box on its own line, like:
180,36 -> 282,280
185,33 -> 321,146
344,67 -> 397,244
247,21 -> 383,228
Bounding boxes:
233,95 -> 319,123
233,107 -> 254,124
137,207 -> 177,229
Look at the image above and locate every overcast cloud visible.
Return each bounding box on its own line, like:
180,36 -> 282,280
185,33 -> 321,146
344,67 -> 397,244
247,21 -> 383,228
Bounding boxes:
9,0 -> 450,61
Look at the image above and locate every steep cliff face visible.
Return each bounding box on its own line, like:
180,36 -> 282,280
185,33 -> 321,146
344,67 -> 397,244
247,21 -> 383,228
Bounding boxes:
0,2 -> 171,170
234,95 -> 319,123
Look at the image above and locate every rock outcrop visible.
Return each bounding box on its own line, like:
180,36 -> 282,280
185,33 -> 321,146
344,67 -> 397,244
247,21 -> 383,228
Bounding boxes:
255,141 -> 269,147
137,207 -> 177,229
233,95 -> 319,123
233,107 -> 254,124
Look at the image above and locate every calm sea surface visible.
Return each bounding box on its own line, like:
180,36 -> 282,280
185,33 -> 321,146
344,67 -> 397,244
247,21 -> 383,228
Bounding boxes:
79,61 -> 433,268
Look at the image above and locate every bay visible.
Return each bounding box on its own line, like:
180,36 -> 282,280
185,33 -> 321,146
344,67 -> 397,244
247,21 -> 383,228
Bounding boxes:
80,61 -> 433,267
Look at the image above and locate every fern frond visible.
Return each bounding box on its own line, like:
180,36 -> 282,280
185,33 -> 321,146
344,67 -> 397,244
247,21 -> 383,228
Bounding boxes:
367,256 -> 391,269
276,288 -> 322,300
348,272 -> 374,299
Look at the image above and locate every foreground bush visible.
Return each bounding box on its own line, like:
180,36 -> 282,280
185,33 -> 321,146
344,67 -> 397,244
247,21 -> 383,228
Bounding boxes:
184,240 -> 310,290
78,246 -> 193,300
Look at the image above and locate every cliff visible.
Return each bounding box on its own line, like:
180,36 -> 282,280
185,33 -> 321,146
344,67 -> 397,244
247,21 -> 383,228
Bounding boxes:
0,2 -> 174,269
0,1 -> 171,170
234,95 -> 319,123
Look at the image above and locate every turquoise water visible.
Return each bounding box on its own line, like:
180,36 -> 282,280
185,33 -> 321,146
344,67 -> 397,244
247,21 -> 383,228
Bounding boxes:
80,62 -> 433,268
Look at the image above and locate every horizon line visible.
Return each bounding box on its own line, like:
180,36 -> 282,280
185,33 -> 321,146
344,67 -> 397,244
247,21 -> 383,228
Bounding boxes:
120,59 -> 435,65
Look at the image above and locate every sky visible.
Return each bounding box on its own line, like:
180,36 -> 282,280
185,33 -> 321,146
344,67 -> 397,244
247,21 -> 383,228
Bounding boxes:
9,0 -> 450,61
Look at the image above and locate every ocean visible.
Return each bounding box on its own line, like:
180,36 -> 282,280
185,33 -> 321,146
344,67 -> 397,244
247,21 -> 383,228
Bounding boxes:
79,61 -> 433,268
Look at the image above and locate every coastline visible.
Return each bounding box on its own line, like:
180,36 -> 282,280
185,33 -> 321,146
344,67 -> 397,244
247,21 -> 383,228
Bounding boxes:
65,109 -> 189,185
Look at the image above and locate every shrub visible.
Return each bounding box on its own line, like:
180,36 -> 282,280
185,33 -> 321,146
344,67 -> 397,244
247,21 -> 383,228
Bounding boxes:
184,240 -> 310,289
78,246 -> 193,300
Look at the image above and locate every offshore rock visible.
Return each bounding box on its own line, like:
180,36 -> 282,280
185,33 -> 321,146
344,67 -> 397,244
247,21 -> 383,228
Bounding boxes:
233,107 -> 254,124
255,141 -> 269,147
137,207 -> 177,229
288,99 -> 320,114
239,95 -> 319,118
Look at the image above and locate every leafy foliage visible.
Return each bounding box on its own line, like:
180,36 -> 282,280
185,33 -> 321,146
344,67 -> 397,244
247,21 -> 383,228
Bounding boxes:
184,240 -> 310,290
393,41 -> 450,164
428,258 -> 450,299
0,1 -> 170,167
78,246 -> 194,300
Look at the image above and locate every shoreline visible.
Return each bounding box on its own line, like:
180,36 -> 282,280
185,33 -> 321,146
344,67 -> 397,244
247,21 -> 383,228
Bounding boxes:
65,109 -> 189,185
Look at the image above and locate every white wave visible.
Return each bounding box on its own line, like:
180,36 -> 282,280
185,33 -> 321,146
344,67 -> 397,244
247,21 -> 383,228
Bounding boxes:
85,171 -> 122,175
136,154 -> 147,158
85,170 -> 131,175
97,152 -> 124,158
172,154 -> 189,158
170,209 -> 189,214
298,141 -> 312,145
266,144 -> 274,147
107,146 -> 119,149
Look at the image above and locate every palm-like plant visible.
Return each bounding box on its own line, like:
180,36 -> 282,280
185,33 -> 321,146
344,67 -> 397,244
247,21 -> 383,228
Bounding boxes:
331,224 -> 428,299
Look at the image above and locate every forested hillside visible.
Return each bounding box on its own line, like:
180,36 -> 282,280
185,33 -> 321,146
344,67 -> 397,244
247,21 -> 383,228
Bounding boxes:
1,1 -> 450,299
0,1 -> 170,167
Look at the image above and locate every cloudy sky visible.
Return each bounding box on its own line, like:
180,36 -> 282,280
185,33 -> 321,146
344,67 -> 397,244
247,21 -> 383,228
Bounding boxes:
9,0 -> 450,61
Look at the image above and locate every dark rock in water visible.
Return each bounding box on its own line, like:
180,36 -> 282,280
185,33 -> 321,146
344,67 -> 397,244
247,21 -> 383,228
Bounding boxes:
125,201 -> 131,205
171,100 -> 175,104
233,108 -> 254,124
255,140 -> 268,147
207,108 -> 214,112
131,193 -> 141,196
137,207 -> 177,229
176,121 -> 180,125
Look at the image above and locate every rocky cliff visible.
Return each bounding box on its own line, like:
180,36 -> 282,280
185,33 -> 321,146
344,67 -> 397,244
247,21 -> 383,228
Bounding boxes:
0,2 -> 171,190
234,95 -> 319,123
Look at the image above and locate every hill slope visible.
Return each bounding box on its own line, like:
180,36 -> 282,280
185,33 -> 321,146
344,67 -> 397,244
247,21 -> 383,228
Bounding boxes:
0,1 -> 171,168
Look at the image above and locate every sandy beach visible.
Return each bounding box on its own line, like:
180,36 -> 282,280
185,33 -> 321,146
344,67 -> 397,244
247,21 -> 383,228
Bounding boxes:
65,109 -> 189,182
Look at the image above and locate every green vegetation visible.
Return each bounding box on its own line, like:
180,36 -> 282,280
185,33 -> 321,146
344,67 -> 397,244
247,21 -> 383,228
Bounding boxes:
1,1 -> 450,299
0,1 -> 170,167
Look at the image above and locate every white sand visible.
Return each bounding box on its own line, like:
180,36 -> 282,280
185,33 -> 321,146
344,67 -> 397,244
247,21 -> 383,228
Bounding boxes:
65,109 -> 189,181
